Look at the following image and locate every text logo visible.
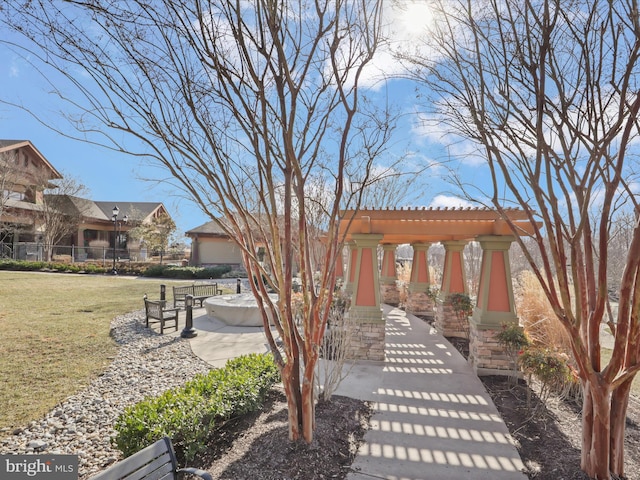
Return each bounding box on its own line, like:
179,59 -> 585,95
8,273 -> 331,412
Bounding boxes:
1,455 -> 78,480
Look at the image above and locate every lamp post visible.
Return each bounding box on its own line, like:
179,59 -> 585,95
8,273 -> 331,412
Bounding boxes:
111,206 -> 119,274
111,206 -> 128,275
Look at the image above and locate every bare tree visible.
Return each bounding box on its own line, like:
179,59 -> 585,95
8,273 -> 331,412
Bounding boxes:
128,213 -> 176,265
40,176 -> 89,261
0,150 -> 21,246
404,0 -> 640,477
0,0 -> 405,443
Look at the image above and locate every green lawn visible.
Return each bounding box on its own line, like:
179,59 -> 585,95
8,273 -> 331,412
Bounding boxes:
0,271 -> 194,430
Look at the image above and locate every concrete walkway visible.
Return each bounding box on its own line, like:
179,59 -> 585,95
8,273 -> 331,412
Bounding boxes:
183,304 -> 527,480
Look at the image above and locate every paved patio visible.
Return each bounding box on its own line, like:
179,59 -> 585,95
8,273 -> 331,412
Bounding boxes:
177,303 -> 526,479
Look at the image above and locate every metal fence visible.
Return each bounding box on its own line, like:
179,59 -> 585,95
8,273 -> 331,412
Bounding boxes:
0,242 -> 187,265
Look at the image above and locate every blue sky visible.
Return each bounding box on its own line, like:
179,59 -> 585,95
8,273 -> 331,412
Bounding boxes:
0,2 -> 477,239
0,74 -> 208,239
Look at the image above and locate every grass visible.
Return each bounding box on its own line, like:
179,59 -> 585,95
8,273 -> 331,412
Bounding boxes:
0,271 -> 199,430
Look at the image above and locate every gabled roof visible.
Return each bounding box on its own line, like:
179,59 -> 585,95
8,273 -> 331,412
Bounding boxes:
93,201 -> 167,223
185,219 -> 230,237
42,196 -> 167,223
0,140 -> 63,180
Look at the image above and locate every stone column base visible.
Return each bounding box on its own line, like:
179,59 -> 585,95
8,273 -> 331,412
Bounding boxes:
406,292 -> 435,319
344,320 -> 386,361
435,301 -> 469,338
380,283 -> 400,306
345,306 -> 385,361
468,318 -> 517,376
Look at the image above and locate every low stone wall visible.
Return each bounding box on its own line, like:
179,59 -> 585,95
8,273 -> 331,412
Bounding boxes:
435,301 -> 469,338
346,321 -> 385,361
468,320 -> 516,375
406,292 -> 435,319
380,283 -> 400,307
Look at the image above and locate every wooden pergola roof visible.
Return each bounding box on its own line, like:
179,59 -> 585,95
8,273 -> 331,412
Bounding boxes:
339,207 -> 537,244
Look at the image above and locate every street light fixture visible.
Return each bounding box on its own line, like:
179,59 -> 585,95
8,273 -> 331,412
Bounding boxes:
112,206 -> 120,274
111,206 -> 128,275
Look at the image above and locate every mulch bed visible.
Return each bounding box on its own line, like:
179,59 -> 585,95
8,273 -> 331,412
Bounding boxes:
191,386 -> 372,480
444,334 -> 640,480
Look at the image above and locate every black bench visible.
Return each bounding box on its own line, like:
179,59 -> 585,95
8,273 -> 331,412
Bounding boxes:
144,295 -> 180,334
173,283 -> 222,308
89,436 -> 212,480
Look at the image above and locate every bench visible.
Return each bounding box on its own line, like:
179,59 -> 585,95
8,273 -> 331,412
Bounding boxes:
89,436 -> 212,480
173,283 -> 222,308
144,295 -> 180,334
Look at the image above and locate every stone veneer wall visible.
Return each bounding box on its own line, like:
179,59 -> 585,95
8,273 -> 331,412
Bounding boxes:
346,321 -> 385,361
468,320 -> 516,374
435,301 -> 467,338
406,292 -> 435,319
380,283 -> 400,307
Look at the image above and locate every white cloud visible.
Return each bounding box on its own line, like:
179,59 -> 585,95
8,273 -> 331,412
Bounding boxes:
355,1 -> 439,89
429,194 -> 475,208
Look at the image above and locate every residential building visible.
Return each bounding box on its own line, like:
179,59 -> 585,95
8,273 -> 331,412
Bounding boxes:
0,139 -> 172,261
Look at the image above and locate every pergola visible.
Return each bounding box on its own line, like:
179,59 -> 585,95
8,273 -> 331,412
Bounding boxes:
337,207 -> 538,375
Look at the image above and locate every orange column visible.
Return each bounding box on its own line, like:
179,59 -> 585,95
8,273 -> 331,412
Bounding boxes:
343,241 -> 356,295
440,240 -> 468,296
469,235 -> 519,376
379,243 -> 400,306
409,242 -> 431,287
380,244 -> 397,279
435,240 -> 468,336
347,234 -> 385,361
406,242 -> 435,317
473,235 -> 517,324
350,234 -> 383,314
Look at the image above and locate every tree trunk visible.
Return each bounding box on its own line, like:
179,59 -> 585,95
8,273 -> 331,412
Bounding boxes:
281,355 -> 303,441
301,350 -> 317,443
581,378 -> 612,479
610,378 -> 633,476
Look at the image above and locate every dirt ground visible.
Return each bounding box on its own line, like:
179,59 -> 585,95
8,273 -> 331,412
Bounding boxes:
192,369 -> 640,480
482,375 -> 640,480
192,386 -> 372,480
190,379 -> 640,480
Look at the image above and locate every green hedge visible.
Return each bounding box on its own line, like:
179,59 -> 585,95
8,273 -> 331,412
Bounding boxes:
0,259 -> 108,274
113,353 -> 280,463
0,260 -> 232,279
141,264 -> 232,279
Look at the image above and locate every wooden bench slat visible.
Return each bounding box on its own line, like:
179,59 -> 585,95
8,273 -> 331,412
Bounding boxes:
89,443 -> 172,480
144,297 -> 179,334
89,437 -> 212,480
173,283 -> 222,308
122,458 -> 173,480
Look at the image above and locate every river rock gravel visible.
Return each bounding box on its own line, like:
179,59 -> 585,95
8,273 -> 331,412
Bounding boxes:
0,311 -> 212,479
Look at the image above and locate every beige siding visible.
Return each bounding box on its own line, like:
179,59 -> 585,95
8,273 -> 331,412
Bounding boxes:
198,238 -> 243,266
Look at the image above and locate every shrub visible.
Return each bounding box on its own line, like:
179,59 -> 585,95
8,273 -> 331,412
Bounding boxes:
141,264 -> 232,279
141,264 -> 168,277
496,323 -> 530,357
497,323 -> 530,382
518,347 -> 572,405
194,265 -> 232,279
114,353 -> 279,463
426,285 -> 440,303
0,259 -> 109,274
447,292 -> 473,339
